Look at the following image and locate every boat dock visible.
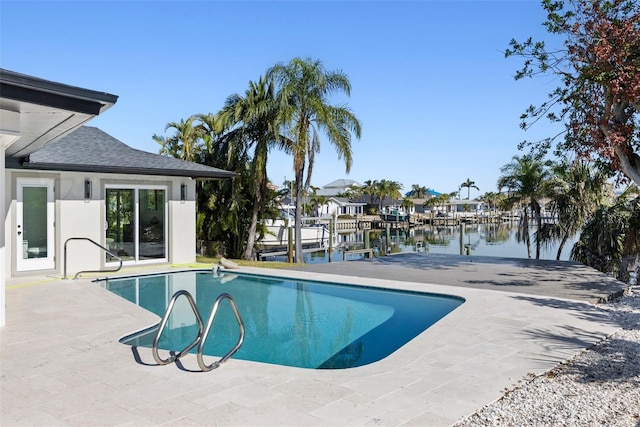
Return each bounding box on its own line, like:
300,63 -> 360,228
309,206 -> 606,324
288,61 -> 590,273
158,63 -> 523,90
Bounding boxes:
321,213 -> 516,231
257,246 -> 328,261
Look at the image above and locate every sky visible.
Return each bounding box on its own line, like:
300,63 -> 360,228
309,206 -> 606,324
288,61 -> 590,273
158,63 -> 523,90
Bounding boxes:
1,0 -> 565,199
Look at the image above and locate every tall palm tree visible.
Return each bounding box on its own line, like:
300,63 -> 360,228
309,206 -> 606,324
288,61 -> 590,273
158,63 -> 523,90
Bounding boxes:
268,57 -> 362,262
460,178 -> 479,199
217,76 -> 289,260
498,155 -> 551,259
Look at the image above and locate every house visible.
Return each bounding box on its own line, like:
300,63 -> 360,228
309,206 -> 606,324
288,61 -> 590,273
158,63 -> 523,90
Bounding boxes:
1,69 -> 235,327
321,197 -> 366,217
449,199 -> 485,213
315,179 -> 362,198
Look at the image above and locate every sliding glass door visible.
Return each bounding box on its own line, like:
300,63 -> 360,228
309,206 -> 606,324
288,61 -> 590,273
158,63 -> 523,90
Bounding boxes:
106,186 -> 166,263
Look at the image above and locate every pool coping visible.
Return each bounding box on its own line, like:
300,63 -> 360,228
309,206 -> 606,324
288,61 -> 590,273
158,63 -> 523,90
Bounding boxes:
1,263 -> 624,426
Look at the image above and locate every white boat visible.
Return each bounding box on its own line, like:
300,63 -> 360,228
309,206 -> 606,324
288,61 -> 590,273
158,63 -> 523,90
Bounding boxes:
256,211 -> 330,250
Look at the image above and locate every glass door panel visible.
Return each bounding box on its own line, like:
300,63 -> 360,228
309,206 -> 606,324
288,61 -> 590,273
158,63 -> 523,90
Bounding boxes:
139,189 -> 165,260
106,188 -> 135,262
16,178 -> 54,271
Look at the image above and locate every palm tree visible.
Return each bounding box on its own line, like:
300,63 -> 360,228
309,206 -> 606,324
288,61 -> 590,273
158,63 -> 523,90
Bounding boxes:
400,197 -> 414,212
498,155 -> 551,259
431,193 -> 452,215
267,57 -> 362,262
460,178 -> 479,199
193,113 -> 223,160
479,191 -> 504,213
571,203 -> 628,275
571,185 -> 640,279
217,76 -> 288,260
191,119 -> 254,258
153,117 -> 200,162
309,193 -> 327,216
362,179 -> 378,206
537,159 -> 610,260
409,184 -> 428,199
423,196 -> 439,215
375,179 -> 403,211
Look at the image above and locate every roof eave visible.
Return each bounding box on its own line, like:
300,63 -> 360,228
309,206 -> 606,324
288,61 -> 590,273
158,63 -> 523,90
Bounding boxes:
8,161 -> 238,180
0,69 -> 118,114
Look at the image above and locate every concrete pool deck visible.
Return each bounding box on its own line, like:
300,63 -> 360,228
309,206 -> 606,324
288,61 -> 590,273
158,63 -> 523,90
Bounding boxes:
1,254 -> 629,426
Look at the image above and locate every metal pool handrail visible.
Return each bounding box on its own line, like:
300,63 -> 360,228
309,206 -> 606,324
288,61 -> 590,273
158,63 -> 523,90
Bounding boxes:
152,290 -> 204,365
151,290 -> 245,371
63,237 -> 123,280
197,293 -> 245,372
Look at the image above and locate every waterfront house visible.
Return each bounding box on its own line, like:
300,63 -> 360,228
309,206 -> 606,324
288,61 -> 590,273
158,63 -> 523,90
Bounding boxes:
1,69 -> 234,327
449,199 -> 485,213
320,197 -> 366,217
315,179 -> 362,198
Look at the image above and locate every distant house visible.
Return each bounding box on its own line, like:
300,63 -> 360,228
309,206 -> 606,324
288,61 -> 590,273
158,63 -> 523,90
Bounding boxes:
315,179 -> 362,198
2,69 -> 235,329
449,199 -> 485,213
408,199 -> 430,214
321,197 -> 366,217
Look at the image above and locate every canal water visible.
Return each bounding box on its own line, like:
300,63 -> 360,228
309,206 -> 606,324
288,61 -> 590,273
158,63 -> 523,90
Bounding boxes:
264,223 -> 577,264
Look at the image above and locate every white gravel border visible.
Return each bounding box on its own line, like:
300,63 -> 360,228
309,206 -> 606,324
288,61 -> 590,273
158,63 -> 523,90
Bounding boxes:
454,286 -> 640,426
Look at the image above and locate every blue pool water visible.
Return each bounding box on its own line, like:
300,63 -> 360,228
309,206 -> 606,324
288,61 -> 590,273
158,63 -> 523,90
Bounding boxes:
102,270 -> 464,369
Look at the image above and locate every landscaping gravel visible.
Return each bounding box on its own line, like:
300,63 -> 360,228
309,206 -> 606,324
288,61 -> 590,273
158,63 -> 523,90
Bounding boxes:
454,286 -> 640,427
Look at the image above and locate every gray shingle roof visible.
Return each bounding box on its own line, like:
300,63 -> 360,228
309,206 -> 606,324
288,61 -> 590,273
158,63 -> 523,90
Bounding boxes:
323,178 -> 362,188
329,197 -> 366,206
18,126 -> 236,179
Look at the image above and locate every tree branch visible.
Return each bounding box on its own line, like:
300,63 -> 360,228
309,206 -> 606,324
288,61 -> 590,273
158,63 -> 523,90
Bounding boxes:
614,145 -> 640,185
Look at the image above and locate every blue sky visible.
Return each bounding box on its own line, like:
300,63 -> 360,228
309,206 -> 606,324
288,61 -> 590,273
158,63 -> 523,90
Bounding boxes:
1,1 -> 564,198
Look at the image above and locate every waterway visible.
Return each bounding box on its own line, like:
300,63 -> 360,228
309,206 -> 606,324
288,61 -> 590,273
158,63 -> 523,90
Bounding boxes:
264,223 -> 577,264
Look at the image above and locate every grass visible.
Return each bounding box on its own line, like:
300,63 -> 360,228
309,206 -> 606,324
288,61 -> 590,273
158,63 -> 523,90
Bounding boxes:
195,256 -> 298,269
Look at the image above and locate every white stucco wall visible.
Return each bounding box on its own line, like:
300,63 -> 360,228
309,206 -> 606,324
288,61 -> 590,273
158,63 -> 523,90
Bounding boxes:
58,172 -> 105,276
169,179 -> 196,265
1,153 -> 5,326
5,169 -> 197,278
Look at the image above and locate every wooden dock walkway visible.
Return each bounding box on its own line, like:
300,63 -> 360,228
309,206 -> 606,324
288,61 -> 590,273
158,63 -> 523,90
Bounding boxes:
257,246 -> 328,260
325,213 -> 510,231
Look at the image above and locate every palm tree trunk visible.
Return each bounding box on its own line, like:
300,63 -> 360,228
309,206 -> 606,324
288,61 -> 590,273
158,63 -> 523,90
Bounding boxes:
242,143 -> 267,260
535,213 -> 542,260
533,201 -> 542,259
294,166 -> 305,263
556,234 -> 569,261
242,196 -> 261,260
523,207 -> 532,258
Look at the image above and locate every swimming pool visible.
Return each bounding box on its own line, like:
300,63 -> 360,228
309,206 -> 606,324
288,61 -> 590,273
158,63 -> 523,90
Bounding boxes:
102,270 -> 464,369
